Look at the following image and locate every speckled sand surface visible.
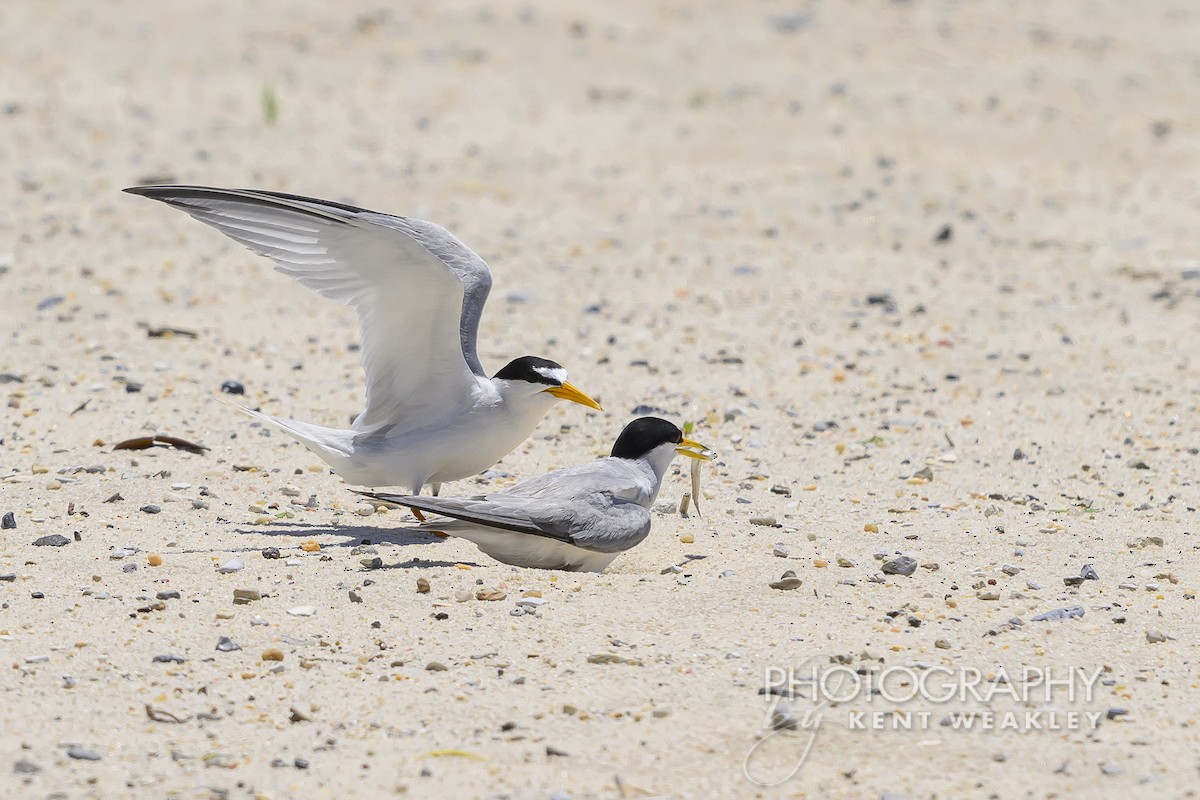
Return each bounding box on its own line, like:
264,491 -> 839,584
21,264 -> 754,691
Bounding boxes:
2,2 -> 1200,798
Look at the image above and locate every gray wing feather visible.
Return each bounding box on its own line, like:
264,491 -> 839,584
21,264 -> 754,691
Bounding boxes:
361,490 -> 651,554
124,185 -> 494,427
364,492 -> 576,543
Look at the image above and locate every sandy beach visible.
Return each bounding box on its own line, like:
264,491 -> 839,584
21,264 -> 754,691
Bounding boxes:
2,1 -> 1199,797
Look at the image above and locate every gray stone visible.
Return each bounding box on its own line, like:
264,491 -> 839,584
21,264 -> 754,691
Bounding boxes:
32,534 -> 70,547
1031,605 -> 1085,622
881,555 -> 917,576
233,588 -> 262,604
66,746 -> 101,761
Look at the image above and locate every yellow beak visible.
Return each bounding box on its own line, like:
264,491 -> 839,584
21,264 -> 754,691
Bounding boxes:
677,437 -> 716,460
543,381 -> 603,411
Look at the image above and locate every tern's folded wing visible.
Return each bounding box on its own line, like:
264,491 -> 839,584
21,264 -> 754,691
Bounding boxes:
362,491 -> 651,553
124,185 -> 492,428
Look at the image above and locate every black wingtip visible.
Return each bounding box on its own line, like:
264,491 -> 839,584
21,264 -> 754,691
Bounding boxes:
353,489 -> 410,507
123,184 -> 185,198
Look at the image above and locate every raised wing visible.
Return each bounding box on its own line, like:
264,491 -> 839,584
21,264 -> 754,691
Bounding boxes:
124,186 -> 493,430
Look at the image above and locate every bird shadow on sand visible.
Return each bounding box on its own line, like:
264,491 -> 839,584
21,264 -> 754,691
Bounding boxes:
232,523 -> 440,548
224,523 -> 486,568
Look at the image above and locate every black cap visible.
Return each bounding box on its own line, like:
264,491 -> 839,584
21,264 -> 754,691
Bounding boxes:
493,355 -> 565,386
610,417 -> 683,460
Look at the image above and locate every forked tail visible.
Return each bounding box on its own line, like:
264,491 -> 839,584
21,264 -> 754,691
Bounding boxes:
217,396 -> 355,468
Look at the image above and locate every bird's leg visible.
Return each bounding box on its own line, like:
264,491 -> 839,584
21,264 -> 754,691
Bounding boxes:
411,484 -> 427,522
422,483 -> 450,537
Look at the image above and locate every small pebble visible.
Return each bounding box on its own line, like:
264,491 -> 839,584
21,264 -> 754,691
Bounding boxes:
416,577 -> 430,593
147,553 -> 163,567
1145,628 -> 1169,643
262,547 -> 281,559
140,504 -> 161,514
217,558 -> 245,573
262,648 -> 285,662
770,570 -> 803,591
454,587 -> 473,602
360,556 -> 383,569
156,590 -> 180,600
1,511 -> 16,529
772,543 -> 790,558
66,746 -> 101,761
837,557 -> 856,568
425,661 -> 449,671
348,589 -> 363,603
12,757 -> 40,774
152,654 -> 186,663
1081,564 -> 1099,581
476,588 -> 506,601
233,588 -> 262,604
770,701 -> 798,731
679,533 -> 694,544
220,380 -> 246,395
749,516 -> 777,527
300,540 -> 321,552
1031,605 -> 1085,622
881,555 -> 917,576
216,636 -> 241,652
287,606 -> 316,617
32,534 -> 71,547
1001,564 -> 1021,576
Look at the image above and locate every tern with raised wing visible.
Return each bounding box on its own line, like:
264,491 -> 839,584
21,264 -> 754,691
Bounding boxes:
125,185 -> 601,495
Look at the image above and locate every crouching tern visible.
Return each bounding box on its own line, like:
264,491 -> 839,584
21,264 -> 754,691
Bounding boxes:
124,185 -> 601,495
359,417 -> 715,572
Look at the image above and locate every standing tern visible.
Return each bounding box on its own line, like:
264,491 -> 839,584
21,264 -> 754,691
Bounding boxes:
124,185 -> 601,494
359,417 -> 715,572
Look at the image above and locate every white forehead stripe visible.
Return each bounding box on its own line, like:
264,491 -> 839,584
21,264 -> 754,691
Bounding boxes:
533,366 -> 568,384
